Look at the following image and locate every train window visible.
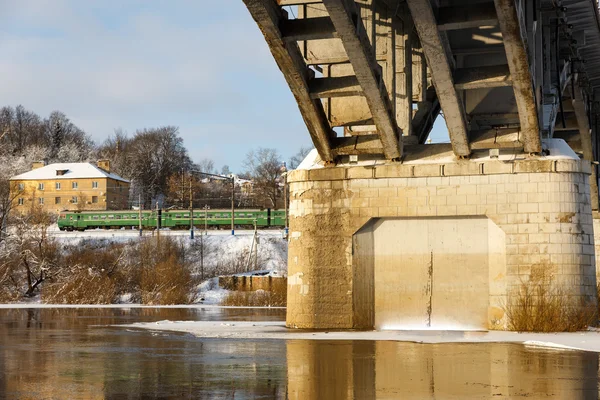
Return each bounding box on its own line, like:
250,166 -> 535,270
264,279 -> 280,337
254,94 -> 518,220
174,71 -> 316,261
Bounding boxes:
115,215 -> 121,220
93,216 -> 99,220
101,215 -> 106,219
184,214 -> 189,217
176,214 -> 181,218
108,215 -> 114,219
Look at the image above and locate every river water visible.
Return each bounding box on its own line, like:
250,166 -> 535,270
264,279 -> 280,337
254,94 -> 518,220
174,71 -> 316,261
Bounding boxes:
0,307 -> 598,399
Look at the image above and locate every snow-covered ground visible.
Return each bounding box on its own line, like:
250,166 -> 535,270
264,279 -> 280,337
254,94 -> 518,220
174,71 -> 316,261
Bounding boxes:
118,320 -> 600,353
47,224 -> 285,240
11,225 -> 289,305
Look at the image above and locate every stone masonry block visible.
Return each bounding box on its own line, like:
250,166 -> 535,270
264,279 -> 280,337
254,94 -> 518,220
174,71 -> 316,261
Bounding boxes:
497,203 -> 518,214
387,177 -> 408,187
413,164 -> 441,177
346,167 -> 374,179
388,197 -> 408,207
555,160 -> 581,173
369,197 -> 388,208
417,187 -> 435,197
483,162 -> 513,174
375,164 -> 412,178
288,169 -> 309,182
437,205 -> 457,216
443,162 -> 480,176
514,160 -> 554,173
370,178 -> 389,188
379,187 -> 398,197
456,205 -> 478,215
359,188 -> 378,198
446,195 -> 467,205
309,168 -> 345,181
518,203 -> 539,213
456,185 -> 476,195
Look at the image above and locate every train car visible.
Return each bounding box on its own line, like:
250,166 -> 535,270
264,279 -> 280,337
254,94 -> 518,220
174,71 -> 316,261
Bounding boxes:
57,209 -> 285,231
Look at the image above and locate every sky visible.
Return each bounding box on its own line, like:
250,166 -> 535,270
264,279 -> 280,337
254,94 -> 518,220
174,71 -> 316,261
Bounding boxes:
0,0 -> 449,172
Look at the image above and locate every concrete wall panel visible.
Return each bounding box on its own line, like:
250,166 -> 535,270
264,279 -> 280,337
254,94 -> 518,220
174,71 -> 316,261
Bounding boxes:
371,217 -> 491,330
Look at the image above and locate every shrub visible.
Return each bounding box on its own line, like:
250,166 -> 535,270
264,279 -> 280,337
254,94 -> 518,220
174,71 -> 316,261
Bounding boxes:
42,269 -> 116,304
504,264 -> 596,332
137,238 -> 198,305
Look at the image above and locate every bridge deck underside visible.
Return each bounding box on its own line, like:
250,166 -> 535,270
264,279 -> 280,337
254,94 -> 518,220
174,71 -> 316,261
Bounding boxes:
244,0 -> 600,174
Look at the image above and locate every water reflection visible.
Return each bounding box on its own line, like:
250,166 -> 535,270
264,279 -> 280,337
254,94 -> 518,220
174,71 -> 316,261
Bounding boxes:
0,308 -> 599,399
287,341 -> 599,399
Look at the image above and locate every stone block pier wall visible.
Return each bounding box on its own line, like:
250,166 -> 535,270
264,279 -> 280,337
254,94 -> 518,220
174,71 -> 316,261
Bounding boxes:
287,150 -> 597,330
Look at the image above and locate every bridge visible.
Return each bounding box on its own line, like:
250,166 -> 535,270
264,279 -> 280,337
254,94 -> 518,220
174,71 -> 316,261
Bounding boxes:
243,0 -> 600,330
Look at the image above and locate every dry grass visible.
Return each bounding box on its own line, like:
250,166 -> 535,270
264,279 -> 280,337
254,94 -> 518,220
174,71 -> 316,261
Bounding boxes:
43,270 -> 116,304
137,238 -> 198,305
504,264 -> 597,332
140,254 -> 193,305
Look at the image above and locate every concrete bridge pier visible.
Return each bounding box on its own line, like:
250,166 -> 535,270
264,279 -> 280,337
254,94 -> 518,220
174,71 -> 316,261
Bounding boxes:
286,141 -> 597,331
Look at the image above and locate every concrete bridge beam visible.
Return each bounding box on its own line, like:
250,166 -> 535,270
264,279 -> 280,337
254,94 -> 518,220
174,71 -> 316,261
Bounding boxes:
322,0 -> 403,160
494,0 -> 542,154
243,0 -> 335,162
406,0 -> 471,158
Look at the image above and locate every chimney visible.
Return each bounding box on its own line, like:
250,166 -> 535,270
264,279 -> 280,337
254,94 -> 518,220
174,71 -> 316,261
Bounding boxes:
31,161 -> 45,170
97,159 -> 110,173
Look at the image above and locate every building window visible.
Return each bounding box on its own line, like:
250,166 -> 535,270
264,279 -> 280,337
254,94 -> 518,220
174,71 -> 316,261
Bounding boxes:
18,198 -> 24,206
72,182 -> 78,189
38,197 -> 44,205
55,182 -> 61,190
55,197 -> 61,205
92,196 -> 98,204
92,181 -> 98,189
38,183 -> 44,190
18,183 -> 24,191
71,196 -> 78,204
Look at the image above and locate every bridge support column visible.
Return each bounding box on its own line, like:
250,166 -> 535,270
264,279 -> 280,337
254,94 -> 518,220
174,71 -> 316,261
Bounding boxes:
287,141 -> 597,331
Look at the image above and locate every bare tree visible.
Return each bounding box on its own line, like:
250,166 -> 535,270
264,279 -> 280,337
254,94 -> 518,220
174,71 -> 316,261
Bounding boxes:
196,158 -> 215,175
124,126 -> 192,207
288,146 -> 312,170
243,148 -> 284,208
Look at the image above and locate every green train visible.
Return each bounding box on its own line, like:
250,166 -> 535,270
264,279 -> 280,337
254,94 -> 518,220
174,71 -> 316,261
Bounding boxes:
57,209 -> 287,231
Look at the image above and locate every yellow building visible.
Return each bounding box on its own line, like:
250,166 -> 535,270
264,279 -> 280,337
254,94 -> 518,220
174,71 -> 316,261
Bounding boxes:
10,160 -> 130,213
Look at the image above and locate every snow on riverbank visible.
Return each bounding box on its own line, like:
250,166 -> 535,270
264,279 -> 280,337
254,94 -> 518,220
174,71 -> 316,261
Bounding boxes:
118,320 -> 600,353
48,227 -> 288,278
4,226 -> 288,305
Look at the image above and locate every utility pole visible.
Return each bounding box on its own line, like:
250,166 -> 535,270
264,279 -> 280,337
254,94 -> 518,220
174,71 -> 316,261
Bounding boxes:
138,194 -> 142,237
231,176 -> 235,236
189,176 -> 194,240
156,201 -> 160,242
204,204 -> 209,234
254,220 -> 259,271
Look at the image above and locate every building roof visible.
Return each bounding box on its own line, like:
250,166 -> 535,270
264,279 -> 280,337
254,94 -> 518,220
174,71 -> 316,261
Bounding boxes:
10,162 -> 130,183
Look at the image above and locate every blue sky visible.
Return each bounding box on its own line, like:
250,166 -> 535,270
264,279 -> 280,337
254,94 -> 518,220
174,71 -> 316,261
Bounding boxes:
0,0 -> 449,172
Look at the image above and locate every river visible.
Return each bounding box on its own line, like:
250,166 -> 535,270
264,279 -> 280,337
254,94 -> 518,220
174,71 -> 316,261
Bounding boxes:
0,307 -> 598,399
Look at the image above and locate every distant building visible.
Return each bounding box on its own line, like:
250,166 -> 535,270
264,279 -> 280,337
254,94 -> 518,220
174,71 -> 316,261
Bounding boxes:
10,160 -> 130,213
